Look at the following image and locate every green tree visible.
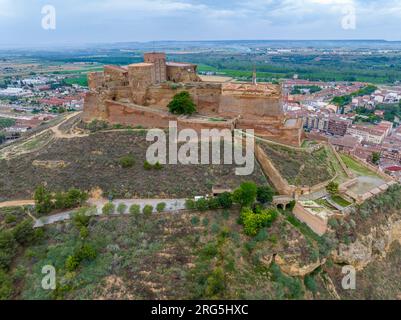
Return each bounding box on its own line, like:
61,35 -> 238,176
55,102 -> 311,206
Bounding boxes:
34,185 -> 53,215
143,205 -> 154,216
257,185 -> 275,204
119,154 -> 135,168
129,204 -> 141,216
371,152 -> 381,165
102,203 -> 115,215
12,220 -> 35,245
117,203 -> 127,214
217,192 -> 233,209
326,182 -> 339,196
168,91 -> 196,115
233,182 -> 258,208
156,202 -> 166,213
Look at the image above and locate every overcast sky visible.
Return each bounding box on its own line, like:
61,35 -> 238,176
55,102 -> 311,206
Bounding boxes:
0,0 -> 400,47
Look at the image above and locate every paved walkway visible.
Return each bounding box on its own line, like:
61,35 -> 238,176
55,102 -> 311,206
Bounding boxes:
33,198 -> 187,228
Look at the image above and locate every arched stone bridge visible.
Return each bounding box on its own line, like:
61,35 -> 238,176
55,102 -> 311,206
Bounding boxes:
272,196 -> 294,210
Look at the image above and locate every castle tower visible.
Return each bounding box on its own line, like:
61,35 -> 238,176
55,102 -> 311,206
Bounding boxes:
144,52 -> 167,84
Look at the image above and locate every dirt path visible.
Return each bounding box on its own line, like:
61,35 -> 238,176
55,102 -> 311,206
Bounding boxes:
0,200 -> 35,208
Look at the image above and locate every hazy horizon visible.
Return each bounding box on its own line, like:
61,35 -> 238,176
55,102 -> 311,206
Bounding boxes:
0,0 -> 400,48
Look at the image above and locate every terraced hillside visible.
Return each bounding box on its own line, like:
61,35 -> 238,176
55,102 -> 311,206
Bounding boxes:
258,142 -> 347,187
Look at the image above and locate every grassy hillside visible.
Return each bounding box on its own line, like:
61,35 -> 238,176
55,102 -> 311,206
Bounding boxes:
0,130 -> 267,201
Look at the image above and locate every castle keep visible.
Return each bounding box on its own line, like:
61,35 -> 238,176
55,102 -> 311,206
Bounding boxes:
83,52 -> 303,146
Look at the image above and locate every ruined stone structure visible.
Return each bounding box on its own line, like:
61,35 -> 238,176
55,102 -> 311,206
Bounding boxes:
83,52 -> 304,146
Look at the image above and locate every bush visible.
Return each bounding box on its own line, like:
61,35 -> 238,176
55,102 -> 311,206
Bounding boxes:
64,188 -> 88,208
156,202 -> 166,213
233,182 -> 257,208
168,91 -> 196,115
129,204 -> 141,216
205,267 -> 225,298
4,214 -> 17,225
117,203 -> 127,215
191,216 -> 200,225
144,160 -> 163,171
154,162 -> 163,170
207,198 -> 220,210
12,220 -> 35,245
0,270 -> 12,300
65,255 -> 80,272
73,208 -> 92,228
143,205 -> 154,216
257,186 -> 274,204
102,203 -> 115,215
144,160 -> 153,170
217,192 -> 233,209
195,198 -> 209,211
79,226 -> 89,239
119,154 -> 135,168
77,244 -> 97,261
240,207 -> 279,237
304,275 -> 317,294
185,199 -> 196,210
326,182 -> 339,196
34,185 -> 53,215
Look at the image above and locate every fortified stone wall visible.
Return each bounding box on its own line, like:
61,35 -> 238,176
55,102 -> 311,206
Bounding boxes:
219,95 -> 283,118
88,72 -> 104,90
104,66 -> 128,87
166,65 -> 201,83
293,203 -> 328,236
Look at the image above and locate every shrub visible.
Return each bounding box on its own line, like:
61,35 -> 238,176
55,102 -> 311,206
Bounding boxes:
217,192 -> 233,209
79,226 -> 89,239
73,208 -> 92,228
154,161 -> 163,170
326,182 -> 339,196
156,202 -> 166,213
34,185 -> 53,215
195,198 -> 209,211
102,203 -> 115,215
12,220 -> 35,245
185,199 -> 196,210
168,91 -> 196,115
304,275 -> 317,294
191,216 -> 200,226
77,244 -> 97,261
143,205 -> 154,216
65,255 -> 80,272
64,188 -> 88,208
117,203 -> 127,215
233,182 -> 257,208
0,270 -> 12,300
143,160 -> 153,170
240,207 -> 279,237
129,204 -> 141,216
257,186 -> 274,204
119,154 -> 135,168
4,214 -> 17,225
207,198 -> 220,210
205,267 -> 226,298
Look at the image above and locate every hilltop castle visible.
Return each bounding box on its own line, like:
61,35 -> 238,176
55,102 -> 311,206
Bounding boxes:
83,52 -> 303,146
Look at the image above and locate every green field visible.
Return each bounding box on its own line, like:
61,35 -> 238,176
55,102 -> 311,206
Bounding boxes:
340,154 -> 379,177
